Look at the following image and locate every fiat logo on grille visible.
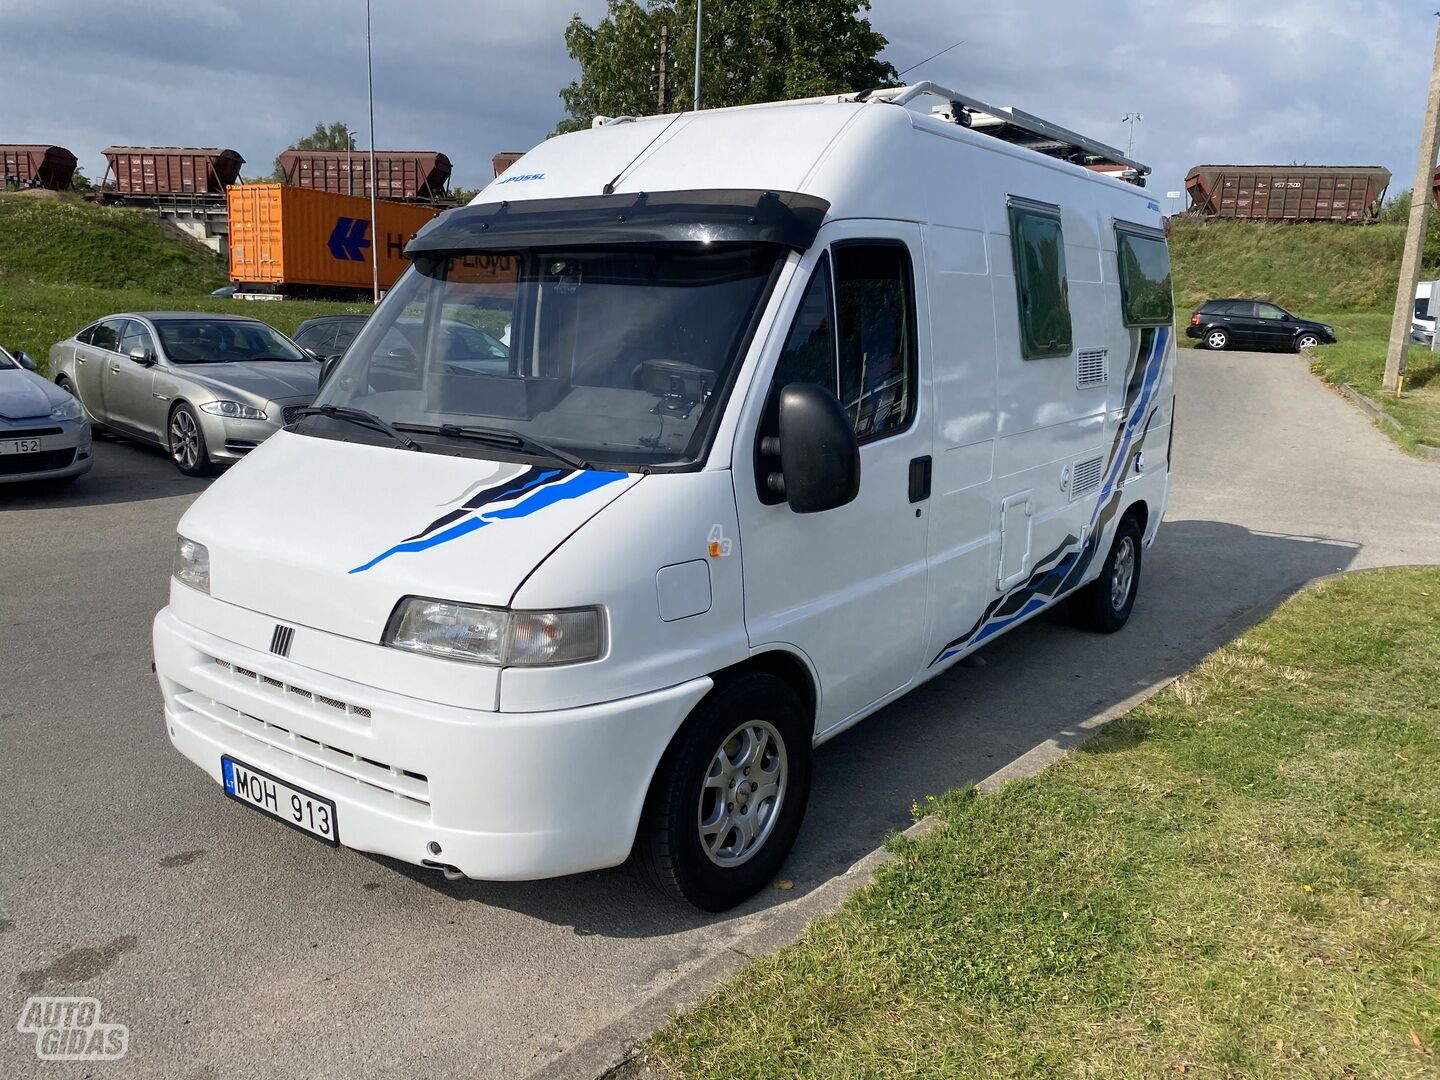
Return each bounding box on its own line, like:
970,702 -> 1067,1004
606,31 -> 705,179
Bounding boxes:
269,625 -> 295,658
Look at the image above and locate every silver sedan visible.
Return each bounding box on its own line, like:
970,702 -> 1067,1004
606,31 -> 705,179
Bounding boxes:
0,345 -> 92,486
49,312 -> 320,475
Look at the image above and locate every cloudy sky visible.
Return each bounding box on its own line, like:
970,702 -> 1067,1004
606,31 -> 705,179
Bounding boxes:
0,0 -> 1428,205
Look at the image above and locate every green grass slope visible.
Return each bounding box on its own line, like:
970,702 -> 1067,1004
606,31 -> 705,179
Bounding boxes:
0,192 -> 367,368
0,192 -> 227,293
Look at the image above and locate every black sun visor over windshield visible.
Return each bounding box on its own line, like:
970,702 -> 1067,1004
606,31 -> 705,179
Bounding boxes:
405,189 -> 831,257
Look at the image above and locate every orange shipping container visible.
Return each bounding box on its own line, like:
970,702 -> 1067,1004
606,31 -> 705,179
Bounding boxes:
228,184 -> 442,293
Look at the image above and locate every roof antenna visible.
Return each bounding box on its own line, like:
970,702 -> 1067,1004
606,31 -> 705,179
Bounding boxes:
894,39 -> 966,80
602,110 -> 687,195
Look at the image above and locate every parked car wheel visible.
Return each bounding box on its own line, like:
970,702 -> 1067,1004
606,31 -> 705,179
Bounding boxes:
1204,328 -> 1229,350
636,672 -> 812,911
1295,332 -> 1321,351
1068,515 -> 1144,633
168,404 -> 215,477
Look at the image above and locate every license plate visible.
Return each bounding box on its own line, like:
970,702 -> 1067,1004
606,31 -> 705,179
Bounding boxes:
221,756 -> 339,845
2,438 -> 42,454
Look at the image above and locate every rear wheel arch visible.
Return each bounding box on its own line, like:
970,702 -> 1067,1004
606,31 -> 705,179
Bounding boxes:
1123,499 -> 1150,540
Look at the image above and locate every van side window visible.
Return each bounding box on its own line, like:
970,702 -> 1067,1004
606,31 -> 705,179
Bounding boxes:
834,242 -> 915,440
1008,201 -> 1072,359
1115,225 -> 1173,325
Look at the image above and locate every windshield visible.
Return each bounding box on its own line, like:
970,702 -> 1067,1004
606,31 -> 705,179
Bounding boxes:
310,244 -> 781,469
154,320 -> 307,364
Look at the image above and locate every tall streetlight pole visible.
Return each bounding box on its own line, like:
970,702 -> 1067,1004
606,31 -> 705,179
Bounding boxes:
365,0 -> 380,303
692,0 -> 703,111
1385,14 -> 1440,392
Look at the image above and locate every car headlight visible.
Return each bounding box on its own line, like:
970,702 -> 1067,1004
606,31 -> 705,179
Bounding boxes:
50,396 -> 83,421
384,597 -> 604,666
1322,325 -> 1334,335
200,400 -> 269,420
174,535 -> 210,594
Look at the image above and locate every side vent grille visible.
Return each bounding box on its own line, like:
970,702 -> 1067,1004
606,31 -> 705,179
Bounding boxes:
1077,348 -> 1108,388
1070,455 -> 1105,500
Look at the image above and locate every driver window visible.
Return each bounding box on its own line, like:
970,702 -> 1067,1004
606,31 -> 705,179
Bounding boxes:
118,320 -> 155,359
1257,303 -> 1285,320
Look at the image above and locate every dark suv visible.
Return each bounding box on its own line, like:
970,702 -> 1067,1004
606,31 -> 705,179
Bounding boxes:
291,314 -> 370,362
1186,299 -> 1336,352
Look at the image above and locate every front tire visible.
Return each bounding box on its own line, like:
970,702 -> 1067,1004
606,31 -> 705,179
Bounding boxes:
636,673 -> 812,911
1204,328 -> 1229,350
1295,333 -> 1320,351
168,404 -> 214,477
1069,515 -> 1144,633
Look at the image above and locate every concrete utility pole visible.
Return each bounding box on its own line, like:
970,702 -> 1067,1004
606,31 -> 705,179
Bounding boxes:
656,23 -> 671,114
1385,14 -> 1440,391
693,0 -> 703,111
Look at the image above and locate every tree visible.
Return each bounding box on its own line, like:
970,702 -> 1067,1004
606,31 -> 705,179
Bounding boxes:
557,0 -> 897,134
272,121 -> 356,180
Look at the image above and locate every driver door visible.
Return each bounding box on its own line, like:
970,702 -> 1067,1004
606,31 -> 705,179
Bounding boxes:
105,320 -> 161,442
735,224 -> 932,735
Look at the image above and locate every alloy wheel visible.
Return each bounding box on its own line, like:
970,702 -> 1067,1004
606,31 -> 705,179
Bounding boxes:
697,719 -> 788,867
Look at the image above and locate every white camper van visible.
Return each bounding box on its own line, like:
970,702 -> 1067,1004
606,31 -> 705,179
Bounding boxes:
153,83 -> 1176,910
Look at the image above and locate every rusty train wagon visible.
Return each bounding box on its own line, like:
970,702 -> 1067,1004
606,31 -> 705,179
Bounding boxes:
0,144 -> 78,189
276,150 -> 451,200
1185,165 -> 1390,222
101,147 -> 245,195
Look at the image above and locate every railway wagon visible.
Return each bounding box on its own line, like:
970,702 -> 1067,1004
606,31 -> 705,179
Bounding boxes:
1185,165 -> 1390,222
276,150 -> 451,200
227,183 -> 441,296
1,144 -> 78,189
101,147 -> 245,195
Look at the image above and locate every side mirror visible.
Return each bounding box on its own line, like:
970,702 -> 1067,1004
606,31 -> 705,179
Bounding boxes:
128,347 -> 154,366
765,383 -> 860,514
15,351 -> 38,372
318,354 -> 341,387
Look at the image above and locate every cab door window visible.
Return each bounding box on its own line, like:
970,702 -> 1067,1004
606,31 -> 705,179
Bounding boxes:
758,242 -> 917,501
118,320 -> 156,360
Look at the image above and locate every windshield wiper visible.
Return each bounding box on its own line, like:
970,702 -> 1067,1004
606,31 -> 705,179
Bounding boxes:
293,405 -> 422,451
394,422 -> 591,470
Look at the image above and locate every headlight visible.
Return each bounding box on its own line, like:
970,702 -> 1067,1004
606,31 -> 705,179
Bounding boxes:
200,400 -> 269,420
50,396 -> 83,421
384,597 -> 603,666
174,535 -> 210,594
1322,325 -> 1334,335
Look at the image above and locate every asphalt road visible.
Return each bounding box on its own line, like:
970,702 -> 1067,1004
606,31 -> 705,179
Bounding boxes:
5,350 -> 1439,1080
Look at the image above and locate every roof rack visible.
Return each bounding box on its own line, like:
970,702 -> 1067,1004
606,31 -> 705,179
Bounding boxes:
854,81 -> 1151,185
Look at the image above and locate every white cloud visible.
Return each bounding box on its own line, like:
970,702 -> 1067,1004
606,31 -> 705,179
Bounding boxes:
0,0 -> 1429,198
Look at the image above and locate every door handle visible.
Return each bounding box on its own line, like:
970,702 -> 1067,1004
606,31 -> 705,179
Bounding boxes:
77,356 -> 87,364
908,455 -> 932,503
110,365 -> 122,374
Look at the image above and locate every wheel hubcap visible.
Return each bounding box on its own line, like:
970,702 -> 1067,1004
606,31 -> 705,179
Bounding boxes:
1111,536 -> 1136,611
171,412 -> 199,469
1208,332 -> 1225,348
698,719 -> 787,867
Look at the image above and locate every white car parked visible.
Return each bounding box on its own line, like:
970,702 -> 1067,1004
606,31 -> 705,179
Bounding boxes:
0,345 -> 91,486
153,83 -> 1176,909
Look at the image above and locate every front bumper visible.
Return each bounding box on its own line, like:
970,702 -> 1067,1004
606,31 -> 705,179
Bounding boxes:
153,605 -> 711,880
0,419 -> 92,484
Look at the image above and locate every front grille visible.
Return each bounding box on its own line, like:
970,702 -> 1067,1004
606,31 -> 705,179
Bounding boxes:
0,447 -> 75,477
282,404 -> 312,426
174,687 -> 430,807
1077,348 -> 1108,388
1070,455 -> 1105,500
213,656 -> 372,720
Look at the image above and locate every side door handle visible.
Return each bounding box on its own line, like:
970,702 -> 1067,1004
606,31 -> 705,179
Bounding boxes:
908,455 -> 932,503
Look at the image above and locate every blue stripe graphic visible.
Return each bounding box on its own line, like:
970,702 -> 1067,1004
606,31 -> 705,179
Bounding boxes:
349,469 -> 628,574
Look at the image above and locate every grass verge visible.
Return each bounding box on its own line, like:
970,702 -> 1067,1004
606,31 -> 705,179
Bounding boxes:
1303,313 -> 1440,453
648,568 -> 1440,1079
